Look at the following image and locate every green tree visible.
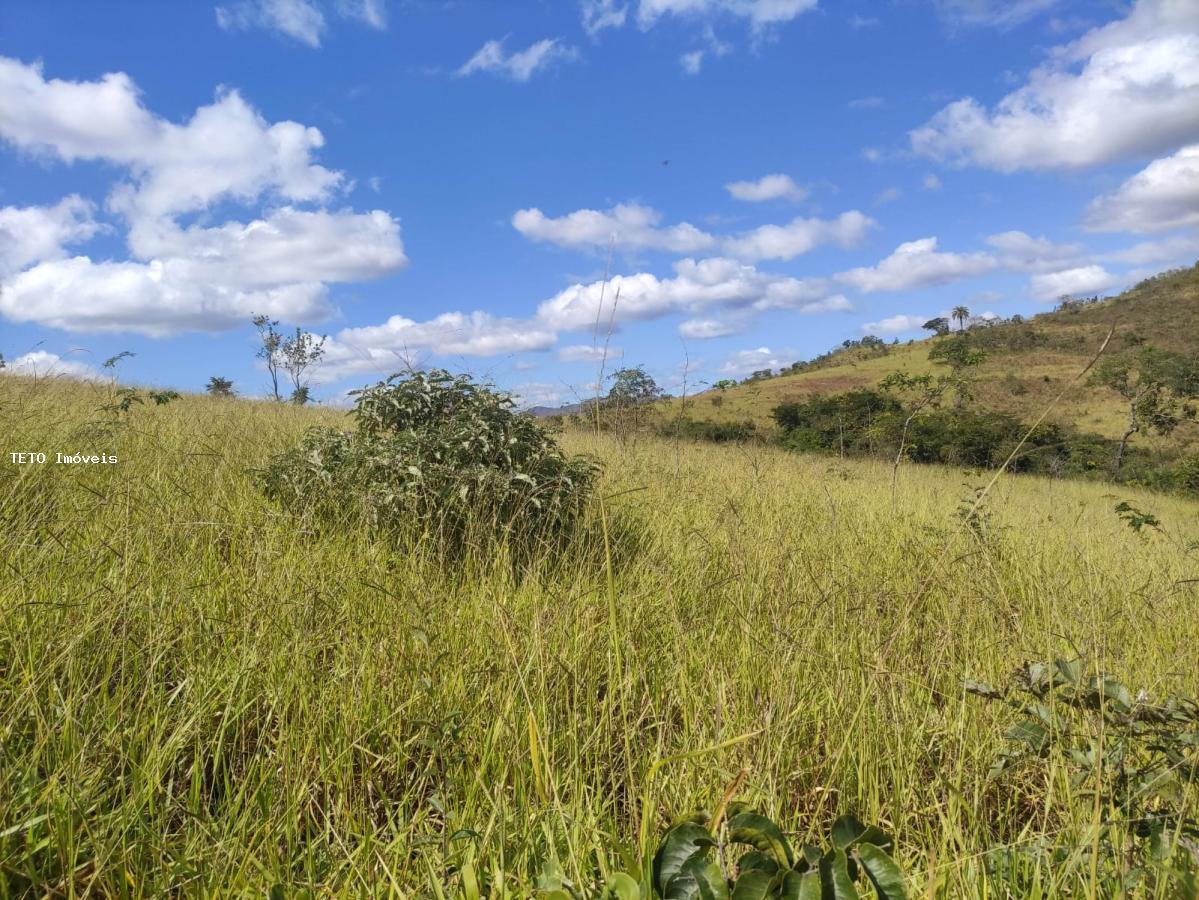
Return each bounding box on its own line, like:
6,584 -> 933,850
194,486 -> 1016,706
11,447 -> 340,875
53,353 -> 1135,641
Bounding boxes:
928,335 -> 987,408
1090,346 -> 1199,469
922,317 -> 950,337
279,327 -> 326,405
951,305 -> 970,332
206,376 -> 235,398
604,366 -> 662,407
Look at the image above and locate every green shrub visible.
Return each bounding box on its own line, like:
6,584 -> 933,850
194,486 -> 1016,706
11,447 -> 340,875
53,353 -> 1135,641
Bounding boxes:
259,369 -> 600,561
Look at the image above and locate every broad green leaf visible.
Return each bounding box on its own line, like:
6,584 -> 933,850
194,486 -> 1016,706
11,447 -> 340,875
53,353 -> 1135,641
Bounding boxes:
778,870 -> 821,900
1054,657 -> 1082,686
726,812 -> 794,867
1005,719 -> 1049,753
797,845 -> 823,870
831,816 -> 891,853
735,851 -> 779,876
854,843 -> 907,900
680,856 -> 729,900
821,850 -> 861,900
729,870 -> 774,900
653,822 -> 716,897
603,872 -> 642,900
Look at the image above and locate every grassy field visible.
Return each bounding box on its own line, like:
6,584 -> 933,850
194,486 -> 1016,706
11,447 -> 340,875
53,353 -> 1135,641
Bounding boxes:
659,265 -> 1199,456
3,374 -> 1199,896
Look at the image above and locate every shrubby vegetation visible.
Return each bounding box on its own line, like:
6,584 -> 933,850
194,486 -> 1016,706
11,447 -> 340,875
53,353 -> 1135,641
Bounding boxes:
260,369 -> 600,562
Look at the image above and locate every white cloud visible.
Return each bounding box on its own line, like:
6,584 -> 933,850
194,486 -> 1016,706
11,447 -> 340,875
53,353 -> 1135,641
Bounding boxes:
861,314 -> 926,334
215,0 -> 327,46
724,173 -> 806,202
1,350 -> 101,380
678,316 -> 745,338
457,38 -> 578,81
1085,145 -> 1199,233
922,173 -> 943,190
933,0 -> 1061,29
680,50 -> 705,74
581,0 -> 628,35
875,186 -> 902,205
1102,232 -> 1199,265
719,346 -> 787,376
984,230 -> 1088,272
558,344 -> 623,362
512,382 -> 566,409
322,312 -> 558,378
513,203 -> 716,254
0,58 -> 342,222
0,57 -> 405,336
0,196 -> 99,276
836,237 -> 998,293
1029,265 -> 1119,300
720,211 -> 875,261
536,256 -> 837,330
848,96 -> 884,109
126,207 -> 406,285
1,257 -> 336,336
214,0 -> 387,44
637,0 -> 818,29
911,0 -> 1199,171
338,0 -> 387,29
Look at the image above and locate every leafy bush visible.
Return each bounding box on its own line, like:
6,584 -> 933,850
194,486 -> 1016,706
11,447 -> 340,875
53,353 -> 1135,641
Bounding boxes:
966,659 -> 1199,894
525,807 -> 907,898
670,418 -> 759,443
259,369 -> 600,561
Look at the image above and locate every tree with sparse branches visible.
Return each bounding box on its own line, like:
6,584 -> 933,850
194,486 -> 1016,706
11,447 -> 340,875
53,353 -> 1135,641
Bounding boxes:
252,315 -> 283,401
1090,346 -> 1199,469
280,327 -> 327,404
206,376 -> 235,398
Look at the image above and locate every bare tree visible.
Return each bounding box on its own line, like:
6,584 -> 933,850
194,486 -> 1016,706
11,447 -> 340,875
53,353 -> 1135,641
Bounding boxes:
252,315 -> 283,401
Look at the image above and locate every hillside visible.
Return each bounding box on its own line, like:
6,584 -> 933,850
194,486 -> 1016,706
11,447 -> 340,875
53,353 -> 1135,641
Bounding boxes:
664,264 -> 1199,455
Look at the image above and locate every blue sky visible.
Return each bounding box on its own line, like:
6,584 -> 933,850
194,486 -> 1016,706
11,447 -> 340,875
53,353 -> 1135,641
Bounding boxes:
1,0 -> 1197,407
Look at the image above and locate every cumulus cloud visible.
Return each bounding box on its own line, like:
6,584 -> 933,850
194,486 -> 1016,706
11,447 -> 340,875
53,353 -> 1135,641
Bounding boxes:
1029,265 -> 1119,300
911,0 -> 1199,171
836,237 -> 998,293
719,346 -> 788,376
0,57 -> 406,336
984,230 -> 1088,272
536,256 -> 837,330
513,203 -> 716,254
1102,233 -> 1199,265
321,312 -> 558,379
1,350 -> 101,380
457,38 -> 578,81
1085,145 -> 1199,233
0,196 -> 99,276
861,314 -> 927,334
515,202 -> 872,262
679,316 -> 746,338
558,344 -> 623,362
721,211 -> 875,261
724,173 -> 807,202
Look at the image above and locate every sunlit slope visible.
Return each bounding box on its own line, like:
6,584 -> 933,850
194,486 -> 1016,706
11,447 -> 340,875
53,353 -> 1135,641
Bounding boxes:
664,264 -> 1199,451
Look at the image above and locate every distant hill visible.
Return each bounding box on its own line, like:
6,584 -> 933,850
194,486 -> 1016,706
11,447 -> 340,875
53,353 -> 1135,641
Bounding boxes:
660,263 -> 1199,455
527,399 -> 596,418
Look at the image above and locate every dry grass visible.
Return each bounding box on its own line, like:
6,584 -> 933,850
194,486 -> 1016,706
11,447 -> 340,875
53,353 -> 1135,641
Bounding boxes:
2,374 -> 1198,896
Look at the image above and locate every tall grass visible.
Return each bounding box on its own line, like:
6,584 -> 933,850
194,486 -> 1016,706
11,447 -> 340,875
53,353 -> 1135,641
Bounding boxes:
2,375 -> 1197,896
